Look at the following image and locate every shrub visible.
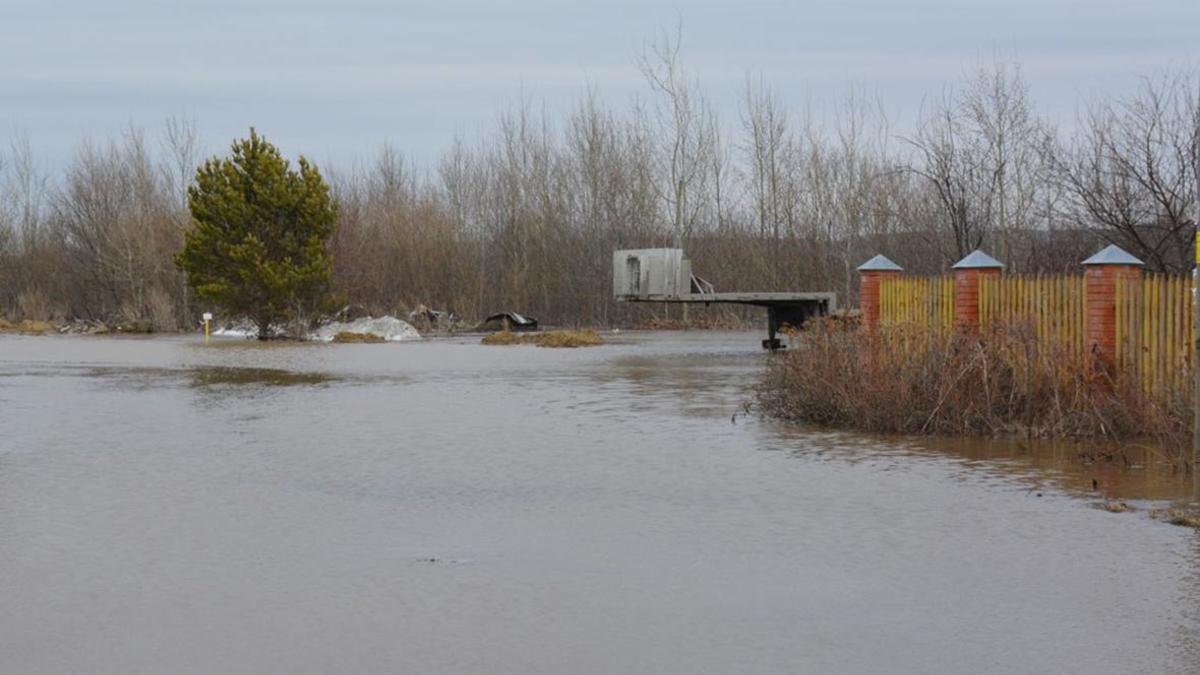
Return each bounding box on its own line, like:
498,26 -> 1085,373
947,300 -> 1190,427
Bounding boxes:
758,319 -> 1191,460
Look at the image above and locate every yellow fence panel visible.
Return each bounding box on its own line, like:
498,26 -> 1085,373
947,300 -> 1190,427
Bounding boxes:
978,274 -> 1086,355
879,276 -> 955,334
1116,273 -> 1195,393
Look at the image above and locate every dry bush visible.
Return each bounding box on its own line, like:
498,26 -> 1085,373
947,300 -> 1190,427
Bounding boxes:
15,289 -> 57,322
758,319 -> 1192,459
144,286 -> 182,332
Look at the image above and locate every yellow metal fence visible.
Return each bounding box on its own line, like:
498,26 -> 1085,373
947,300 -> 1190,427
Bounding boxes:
979,274 -> 1087,357
1116,274 -> 1195,393
878,276 -> 954,334
876,272 -> 1196,390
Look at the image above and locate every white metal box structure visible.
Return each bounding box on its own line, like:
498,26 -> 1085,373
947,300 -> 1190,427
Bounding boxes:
612,248 -> 694,300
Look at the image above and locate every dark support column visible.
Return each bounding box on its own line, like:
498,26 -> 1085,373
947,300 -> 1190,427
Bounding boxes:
762,303 -> 828,350
763,307 -> 781,351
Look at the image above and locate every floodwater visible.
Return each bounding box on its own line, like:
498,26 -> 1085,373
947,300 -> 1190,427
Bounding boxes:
1,331 -> 1198,675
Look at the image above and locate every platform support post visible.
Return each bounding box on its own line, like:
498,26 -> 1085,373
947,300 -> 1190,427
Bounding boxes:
763,306 -> 783,351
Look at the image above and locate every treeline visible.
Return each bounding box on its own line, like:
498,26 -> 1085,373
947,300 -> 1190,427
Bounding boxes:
1,46 -> 1196,329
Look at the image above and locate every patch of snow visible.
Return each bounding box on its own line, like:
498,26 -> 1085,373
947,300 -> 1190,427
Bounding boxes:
211,320 -> 269,338
311,316 -> 421,342
208,316 -> 421,341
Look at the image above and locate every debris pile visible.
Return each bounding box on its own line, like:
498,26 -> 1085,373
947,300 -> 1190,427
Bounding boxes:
476,312 -> 538,332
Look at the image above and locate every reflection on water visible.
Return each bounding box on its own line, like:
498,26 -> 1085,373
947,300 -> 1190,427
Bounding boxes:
768,426 -> 1198,505
0,330 -> 1197,674
914,435 -> 1197,503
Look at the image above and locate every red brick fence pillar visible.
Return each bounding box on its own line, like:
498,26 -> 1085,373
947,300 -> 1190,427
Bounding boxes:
857,255 -> 903,331
952,250 -> 1004,333
1082,244 -> 1144,367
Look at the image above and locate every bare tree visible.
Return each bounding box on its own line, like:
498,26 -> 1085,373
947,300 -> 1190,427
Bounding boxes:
905,90 -> 995,261
1,132 -> 59,319
740,75 -> 790,241
6,132 -> 49,250
958,58 -> 1054,266
838,87 -> 892,294
636,20 -> 715,247
1052,68 -> 1198,271
160,115 -> 200,210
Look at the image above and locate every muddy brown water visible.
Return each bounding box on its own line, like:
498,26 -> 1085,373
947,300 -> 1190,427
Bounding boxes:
1,331 -> 1198,674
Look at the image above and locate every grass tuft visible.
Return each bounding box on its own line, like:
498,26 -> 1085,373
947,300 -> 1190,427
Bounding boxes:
331,331 -> 386,343
480,331 -> 522,345
0,319 -> 55,334
191,367 -> 335,387
1150,508 -> 1200,528
1167,512 -> 1200,529
481,329 -> 604,348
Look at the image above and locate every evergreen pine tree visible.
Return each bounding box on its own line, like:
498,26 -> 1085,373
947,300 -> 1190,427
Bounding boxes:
176,130 -> 337,339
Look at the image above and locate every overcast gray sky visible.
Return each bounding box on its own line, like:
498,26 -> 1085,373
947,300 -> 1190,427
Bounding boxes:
2,0 -> 1197,170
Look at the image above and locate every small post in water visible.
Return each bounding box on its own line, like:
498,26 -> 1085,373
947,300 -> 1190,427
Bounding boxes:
203,312 -> 212,342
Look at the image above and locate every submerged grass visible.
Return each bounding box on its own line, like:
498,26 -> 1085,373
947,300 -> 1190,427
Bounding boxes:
1169,514 -> 1200,528
758,319 -> 1192,464
1149,508 -> 1200,529
331,331 -> 386,343
481,329 -> 604,348
190,367 -> 336,387
1166,511 -> 1200,529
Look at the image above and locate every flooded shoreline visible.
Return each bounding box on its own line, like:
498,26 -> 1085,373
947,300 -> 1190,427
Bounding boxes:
2,331 -> 1198,674
766,423 -> 1198,505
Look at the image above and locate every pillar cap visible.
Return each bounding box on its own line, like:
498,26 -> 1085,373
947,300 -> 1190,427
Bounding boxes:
856,254 -> 903,272
1082,244 -> 1144,267
952,250 -> 1004,270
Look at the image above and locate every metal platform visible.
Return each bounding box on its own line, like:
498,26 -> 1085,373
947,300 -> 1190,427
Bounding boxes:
621,292 -> 836,350
612,249 -> 837,350
646,292 -> 838,305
